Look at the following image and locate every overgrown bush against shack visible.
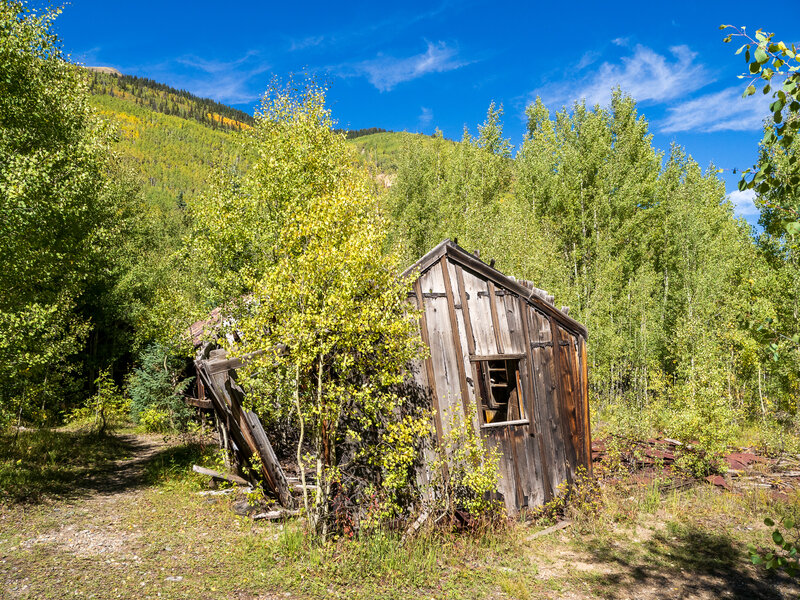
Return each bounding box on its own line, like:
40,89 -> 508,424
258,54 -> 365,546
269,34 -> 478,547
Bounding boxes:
185,80 -> 429,538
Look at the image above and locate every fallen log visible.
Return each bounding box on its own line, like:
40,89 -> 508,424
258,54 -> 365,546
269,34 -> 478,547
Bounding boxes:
192,464 -> 250,487
526,520 -> 573,541
253,509 -> 301,521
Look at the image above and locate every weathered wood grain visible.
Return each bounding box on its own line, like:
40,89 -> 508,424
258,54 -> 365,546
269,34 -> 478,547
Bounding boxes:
441,256 -> 471,419
406,240 -> 591,513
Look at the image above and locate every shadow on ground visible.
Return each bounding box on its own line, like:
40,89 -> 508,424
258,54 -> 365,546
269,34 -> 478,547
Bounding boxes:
581,521 -> 798,599
0,429 -> 210,504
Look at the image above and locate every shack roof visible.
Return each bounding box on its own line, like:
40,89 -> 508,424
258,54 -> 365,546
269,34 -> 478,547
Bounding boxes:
403,239 -> 587,339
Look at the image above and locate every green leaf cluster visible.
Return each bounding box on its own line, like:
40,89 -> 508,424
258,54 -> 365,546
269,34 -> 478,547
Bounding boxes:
185,79 -> 427,537
0,1 -> 143,424
749,516 -> 800,576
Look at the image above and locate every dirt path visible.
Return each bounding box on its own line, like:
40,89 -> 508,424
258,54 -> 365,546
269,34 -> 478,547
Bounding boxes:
12,433 -> 175,562
86,433 -> 171,495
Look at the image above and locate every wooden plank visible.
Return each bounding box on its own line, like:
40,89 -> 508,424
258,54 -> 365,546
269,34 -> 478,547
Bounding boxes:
518,296 -> 537,430
455,266 -> 476,356
447,261 -> 479,431
507,425 -> 525,509
481,418 -> 530,429
537,435 -> 554,502
484,428 -> 516,515
579,336 -> 592,476
561,330 -> 582,474
469,353 -> 525,362
414,278 -> 444,444
186,396 -> 213,409
192,465 -> 249,487
440,256 -> 471,419
526,520 -> 573,541
500,292 -> 525,355
523,433 -> 546,507
460,267 -> 497,355
551,320 -> 578,484
420,264 -> 461,441
512,297 -> 552,507
487,281 -> 505,355
242,406 -> 295,508
527,305 -> 568,496
205,350 -> 267,375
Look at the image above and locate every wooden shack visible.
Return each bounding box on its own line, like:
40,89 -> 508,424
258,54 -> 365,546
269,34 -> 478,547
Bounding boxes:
406,240 -> 591,515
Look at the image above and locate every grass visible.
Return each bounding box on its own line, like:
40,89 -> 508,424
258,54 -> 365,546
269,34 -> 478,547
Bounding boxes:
1,428 -> 799,599
0,428 -> 134,504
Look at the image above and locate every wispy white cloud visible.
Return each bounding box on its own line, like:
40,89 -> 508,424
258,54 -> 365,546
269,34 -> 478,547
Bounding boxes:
576,50 -> 601,70
535,44 -> 709,109
286,3 -> 452,54
419,106 -> 433,128
288,35 -> 326,52
177,51 -> 261,74
143,51 -> 271,105
340,41 -> 467,92
660,86 -> 771,133
72,46 -> 103,66
727,188 -> 760,218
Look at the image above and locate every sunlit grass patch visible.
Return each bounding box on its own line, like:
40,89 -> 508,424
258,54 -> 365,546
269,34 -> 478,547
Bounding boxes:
0,428 -> 134,504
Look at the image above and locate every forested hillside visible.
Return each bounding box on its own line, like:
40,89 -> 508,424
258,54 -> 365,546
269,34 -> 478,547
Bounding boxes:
86,71 -> 252,218
387,96 -> 800,464
5,8 -> 800,469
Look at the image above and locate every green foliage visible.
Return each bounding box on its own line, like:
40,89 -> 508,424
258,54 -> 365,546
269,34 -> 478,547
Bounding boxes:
749,516 -> 800,577
722,26 -> 800,371
666,384 -> 739,476
187,78 -> 426,538
531,466 -> 601,526
722,26 -> 800,231
348,131 -> 441,173
127,343 -> 193,432
428,401 -> 503,519
386,104 -> 513,264
69,370 -> 130,433
371,413 -> 433,521
0,1 -> 139,422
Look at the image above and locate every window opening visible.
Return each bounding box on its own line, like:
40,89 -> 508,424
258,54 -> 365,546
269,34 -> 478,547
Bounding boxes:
475,359 -> 525,424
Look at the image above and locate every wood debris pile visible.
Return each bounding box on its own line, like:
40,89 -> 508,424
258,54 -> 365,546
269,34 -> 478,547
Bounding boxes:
591,435 -> 800,500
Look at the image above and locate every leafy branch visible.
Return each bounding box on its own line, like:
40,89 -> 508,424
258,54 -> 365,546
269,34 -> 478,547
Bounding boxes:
721,25 -> 800,232
749,516 -> 800,576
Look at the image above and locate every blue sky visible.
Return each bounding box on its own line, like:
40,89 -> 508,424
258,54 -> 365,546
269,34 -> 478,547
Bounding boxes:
50,0 -> 800,225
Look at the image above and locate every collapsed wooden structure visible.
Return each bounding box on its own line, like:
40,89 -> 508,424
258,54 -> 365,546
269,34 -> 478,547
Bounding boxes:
406,240 -> 591,515
187,240 -> 591,517
193,346 -> 294,508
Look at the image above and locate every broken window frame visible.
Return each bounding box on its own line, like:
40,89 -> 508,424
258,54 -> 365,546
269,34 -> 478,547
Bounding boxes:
470,354 -> 529,428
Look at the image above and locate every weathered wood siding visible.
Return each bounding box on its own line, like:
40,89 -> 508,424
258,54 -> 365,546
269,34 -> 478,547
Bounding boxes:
410,242 -> 590,515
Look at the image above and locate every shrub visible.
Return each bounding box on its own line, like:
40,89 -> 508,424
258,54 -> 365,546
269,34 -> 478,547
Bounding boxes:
664,382 -> 740,477
69,369 -> 129,433
428,401 -> 503,520
127,343 -> 193,432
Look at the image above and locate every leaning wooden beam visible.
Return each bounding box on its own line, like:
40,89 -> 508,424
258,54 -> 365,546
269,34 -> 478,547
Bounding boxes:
186,397 -> 213,409
195,354 -> 294,509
